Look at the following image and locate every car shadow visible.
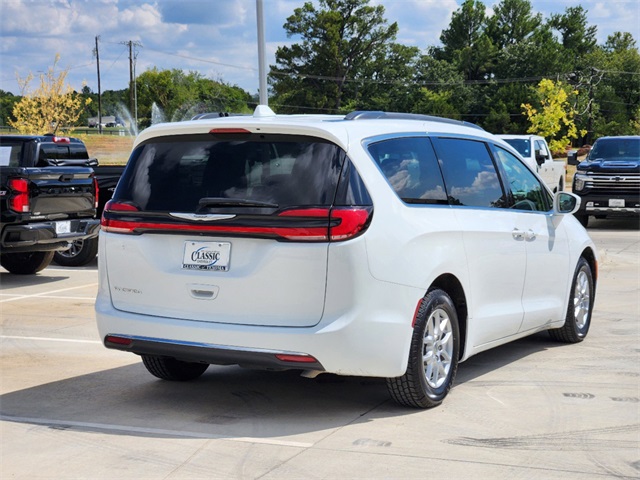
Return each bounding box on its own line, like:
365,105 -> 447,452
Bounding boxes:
0,271 -> 70,289
0,332 -> 561,439
586,216 -> 640,230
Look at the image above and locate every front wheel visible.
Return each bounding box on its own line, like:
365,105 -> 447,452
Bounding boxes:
0,251 -> 54,274
386,289 -> 460,408
141,355 -> 209,381
549,257 -> 594,343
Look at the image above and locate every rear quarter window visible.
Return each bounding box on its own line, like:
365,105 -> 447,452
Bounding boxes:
366,136 -> 447,204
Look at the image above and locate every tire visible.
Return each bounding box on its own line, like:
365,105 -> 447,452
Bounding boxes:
53,237 -> 99,267
141,355 -> 209,381
386,289 -> 460,408
549,257 -> 594,343
575,214 -> 589,228
0,251 -> 54,274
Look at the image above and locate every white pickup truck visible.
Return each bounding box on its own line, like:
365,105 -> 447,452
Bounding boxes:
497,134 -> 566,192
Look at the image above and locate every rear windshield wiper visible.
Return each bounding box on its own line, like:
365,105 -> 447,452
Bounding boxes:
198,197 -> 279,209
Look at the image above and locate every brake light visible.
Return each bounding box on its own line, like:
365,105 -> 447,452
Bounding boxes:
8,178 -> 30,213
93,177 -> 99,209
52,136 -> 70,144
209,128 -> 251,134
102,201 -> 140,233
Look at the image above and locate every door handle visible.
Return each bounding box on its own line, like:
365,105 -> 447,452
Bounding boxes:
524,229 -> 536,241
512,229 -> 525,240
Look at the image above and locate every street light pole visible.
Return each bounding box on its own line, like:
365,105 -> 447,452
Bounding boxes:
256,0 -> 268,106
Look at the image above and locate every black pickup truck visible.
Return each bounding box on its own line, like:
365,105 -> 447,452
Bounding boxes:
0,134 -> 125,266
569,136 -> 640,227
0,135 -> 101,274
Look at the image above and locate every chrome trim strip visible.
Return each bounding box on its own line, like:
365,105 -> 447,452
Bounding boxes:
169,213 -> 237,221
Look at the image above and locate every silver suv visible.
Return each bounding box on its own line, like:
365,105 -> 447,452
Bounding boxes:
96,107 -> 597,408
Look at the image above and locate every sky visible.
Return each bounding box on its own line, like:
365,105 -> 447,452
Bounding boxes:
1,0 -> 639,99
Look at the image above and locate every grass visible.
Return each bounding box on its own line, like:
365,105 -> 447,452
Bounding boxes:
81,134 -> 134,165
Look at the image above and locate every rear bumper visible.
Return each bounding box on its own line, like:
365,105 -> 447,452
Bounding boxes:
95,279 -> 420,378
1,218 -> 100,253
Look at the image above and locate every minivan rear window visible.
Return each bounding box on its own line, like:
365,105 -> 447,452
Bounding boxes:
114,134 -> 346,212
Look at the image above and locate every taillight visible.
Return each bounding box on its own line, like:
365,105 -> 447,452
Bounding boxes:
102,202 -> 372,242
8,178 -> 30,213
101,200 -> 140,233
93,177 -> 99,209
278,207 -> 372,241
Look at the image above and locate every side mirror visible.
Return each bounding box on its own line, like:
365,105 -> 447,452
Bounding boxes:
554,191 -> 581,215
534,150 -> 546,166
567,150 -> 580,166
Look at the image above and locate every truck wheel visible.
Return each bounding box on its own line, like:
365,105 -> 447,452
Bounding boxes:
386,289 -> 460,408
53,237 -> 99,267
549,257 -> 593,343
141,355 -> 209,381
575,214 -> 589,228
0,251 -> 54,274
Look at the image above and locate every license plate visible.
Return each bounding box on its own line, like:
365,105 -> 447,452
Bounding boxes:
609,199 -> 625,207
182,241 -> 231,271
55,221 -> 71,235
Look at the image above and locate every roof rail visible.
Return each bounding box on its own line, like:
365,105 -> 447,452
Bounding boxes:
344,111 -> 484,131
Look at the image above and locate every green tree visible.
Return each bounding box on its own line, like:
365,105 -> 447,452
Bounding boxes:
135,68 -> 251,127
549,6 -> 598,68
0,90 -> 20,127
486,0 -> 541,49
434,0 -> 495,80
270,0 -> 399,112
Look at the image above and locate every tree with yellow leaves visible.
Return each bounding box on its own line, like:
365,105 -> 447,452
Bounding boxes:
521,79 -> 585,154
10,54 -> 91,135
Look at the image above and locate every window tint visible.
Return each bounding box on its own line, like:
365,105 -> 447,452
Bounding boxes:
115,134 -> 346,212
0,142 -> 24,167
366,137 -> 447,204
434,138 -> 506,208
503,138 -> 530,157
334,160 -> 372,206
493,146 -> 551,212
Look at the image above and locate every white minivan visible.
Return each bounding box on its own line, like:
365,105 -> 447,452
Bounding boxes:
96,107 -> 597,408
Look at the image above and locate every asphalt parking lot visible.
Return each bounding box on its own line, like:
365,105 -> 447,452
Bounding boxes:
1,217 -> 638,480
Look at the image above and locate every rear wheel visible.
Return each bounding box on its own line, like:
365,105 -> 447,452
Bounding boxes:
549,257 -> 594,343
53,237 -> 99,266
0,251 -> 54,274
386,289 -> 460,408
141,355 -> 209,381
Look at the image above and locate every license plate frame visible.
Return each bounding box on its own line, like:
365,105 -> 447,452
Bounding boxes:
182,241 -> 231,271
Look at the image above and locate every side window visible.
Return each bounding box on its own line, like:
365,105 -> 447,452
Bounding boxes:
434,138 -> 506,208
493,146 -> 551,212
366,136 -> 447,204
334,159 -> 372,206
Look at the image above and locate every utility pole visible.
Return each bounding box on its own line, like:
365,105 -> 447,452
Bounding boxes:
94,36 -> 102,134
128,41 -> 134,118
121,40 -> 142,130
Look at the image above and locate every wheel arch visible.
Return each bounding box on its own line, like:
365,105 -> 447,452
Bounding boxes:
580,247 -> 598,286
430,273 -> 467,361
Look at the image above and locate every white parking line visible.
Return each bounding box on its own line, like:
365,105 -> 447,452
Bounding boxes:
0,284 -> 98,303
0,416 -> 314,448
0,335 -> 101,345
